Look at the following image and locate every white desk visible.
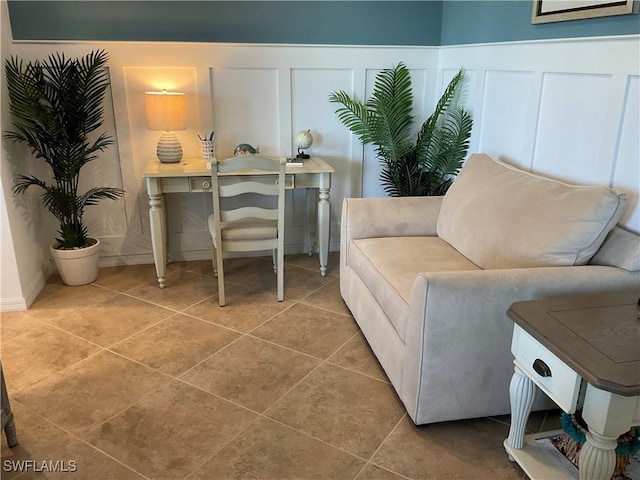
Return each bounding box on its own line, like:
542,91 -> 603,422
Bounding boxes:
142,157 -> 334,288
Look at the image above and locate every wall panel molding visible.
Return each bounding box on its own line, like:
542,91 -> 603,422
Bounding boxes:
4,36 -> 638,273
440,35 -> 639,232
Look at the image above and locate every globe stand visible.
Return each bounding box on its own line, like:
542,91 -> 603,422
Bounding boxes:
296,147 -> 310,159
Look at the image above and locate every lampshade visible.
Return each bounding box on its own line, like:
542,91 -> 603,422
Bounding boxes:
145,91 -> 186,163
145,91 -> 186,131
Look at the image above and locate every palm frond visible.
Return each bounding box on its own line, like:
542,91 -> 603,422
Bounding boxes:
81,187 -> 124,208
415,69 -> 467,168
5,49 -> 122,248
328,90 -> 375,145
368,63 -> 414,164
13,175 -> 48,195
330,65 -> 473,197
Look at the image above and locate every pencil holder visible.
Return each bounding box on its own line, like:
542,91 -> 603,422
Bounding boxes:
201,140 -> 215,164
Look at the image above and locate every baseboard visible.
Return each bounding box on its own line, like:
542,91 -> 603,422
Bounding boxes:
98,242 -> 340,267
0,296 -> 28,312
0,269 -> 48,312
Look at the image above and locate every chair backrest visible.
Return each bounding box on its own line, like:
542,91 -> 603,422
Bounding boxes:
210,155 -> 286,253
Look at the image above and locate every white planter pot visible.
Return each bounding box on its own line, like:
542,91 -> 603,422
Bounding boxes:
50,238 -> 100,286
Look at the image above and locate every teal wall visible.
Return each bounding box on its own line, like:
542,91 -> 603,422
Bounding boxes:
8,1 -> 640,45
7,1 -> 443,45
440,1 -> 640,45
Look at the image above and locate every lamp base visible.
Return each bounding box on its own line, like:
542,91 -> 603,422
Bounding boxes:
157,132 -> 183,163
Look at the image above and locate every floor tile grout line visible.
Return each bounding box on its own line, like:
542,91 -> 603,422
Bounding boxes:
366,412 -> 407,463
74,375 -> 248,478
259,358 -> 326,420
487,415 -> 511,428
8,344 -> 109,395
26,281 -> 122,315
118,289 -> 188,312
7,256 -> 523,480
177,272 -> 312,364
352,413 -> 413,480
298,298 -> 354,319
181,414 -> 266,480
12,267 -> 368,403
254,413 -> 375,465
175,331 -> 250,380
243,332 -> 329,363
77,361 -> 177,439
324,359 -> 392,386
258,329 -> 381,421
172,375 -> 266,418
8,398 -> 154,480
8,260 -> 339,464
95,311 -> 180,350
322,331 -> 395,386
16,287 -> 347,445
45,303 -> 176,351
176,294 -> 299,336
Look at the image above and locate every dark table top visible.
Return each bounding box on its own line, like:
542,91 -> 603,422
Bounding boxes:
507,289 -> 640,397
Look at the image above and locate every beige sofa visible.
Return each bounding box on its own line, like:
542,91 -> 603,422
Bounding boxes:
340,154 -> 640,425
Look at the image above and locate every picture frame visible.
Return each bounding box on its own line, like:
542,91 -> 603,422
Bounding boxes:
531,0 -> 637,24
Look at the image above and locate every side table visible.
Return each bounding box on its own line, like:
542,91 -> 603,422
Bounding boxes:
503,291 -> 640,480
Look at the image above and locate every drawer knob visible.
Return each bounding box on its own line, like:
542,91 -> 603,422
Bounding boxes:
532,359 -> 552,378
202,181 -> 211,189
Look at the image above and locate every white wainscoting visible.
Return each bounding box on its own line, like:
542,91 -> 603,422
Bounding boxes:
438,35 -> 639,232
5,35 -> 638,277
6,42 -> 439,266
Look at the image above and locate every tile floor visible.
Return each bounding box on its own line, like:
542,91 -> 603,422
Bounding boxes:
1,253 -> 560,479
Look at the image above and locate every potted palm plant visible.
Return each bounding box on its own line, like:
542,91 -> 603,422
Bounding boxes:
329,63 -> 473,196
4,49 -> 124,285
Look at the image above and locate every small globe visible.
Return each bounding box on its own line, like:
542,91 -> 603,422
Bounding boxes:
295,129 -> 313,149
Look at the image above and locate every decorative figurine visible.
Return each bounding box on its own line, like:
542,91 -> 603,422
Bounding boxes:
234,143 -> 260,156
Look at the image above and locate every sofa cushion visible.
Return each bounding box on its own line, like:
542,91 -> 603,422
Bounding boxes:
349,236 -> 480,341
437,154 -> 627,269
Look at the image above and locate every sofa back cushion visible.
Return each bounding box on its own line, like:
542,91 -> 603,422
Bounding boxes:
436,154 -> 627,269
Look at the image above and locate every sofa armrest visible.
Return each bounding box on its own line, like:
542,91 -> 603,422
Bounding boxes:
341,197 -> 443,271
402,265 -> 639,423
341,197 -> 442,241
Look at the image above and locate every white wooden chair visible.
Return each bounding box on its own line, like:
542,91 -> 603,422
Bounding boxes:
208,155 -> 286,306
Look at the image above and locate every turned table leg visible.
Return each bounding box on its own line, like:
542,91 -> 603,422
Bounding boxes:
148,189 -> 168,288
578,385 -> 636,480
506,364 -> 536,456
317,186 -> 331,277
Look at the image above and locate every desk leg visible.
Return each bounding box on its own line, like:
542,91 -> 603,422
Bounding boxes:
579,385 -> 636,480
317,186 -> 331,276
506,364 -> 536,456
148,192 -> 168,288
305,189 -> 316,256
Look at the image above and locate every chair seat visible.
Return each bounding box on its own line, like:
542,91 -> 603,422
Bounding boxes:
208,216 -> 277,242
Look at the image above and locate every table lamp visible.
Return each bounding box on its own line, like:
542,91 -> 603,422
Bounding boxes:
145,90 -> 186,163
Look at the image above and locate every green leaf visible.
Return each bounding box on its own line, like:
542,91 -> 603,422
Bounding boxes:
330,65 -> 473,196
5,49 -> 123,248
